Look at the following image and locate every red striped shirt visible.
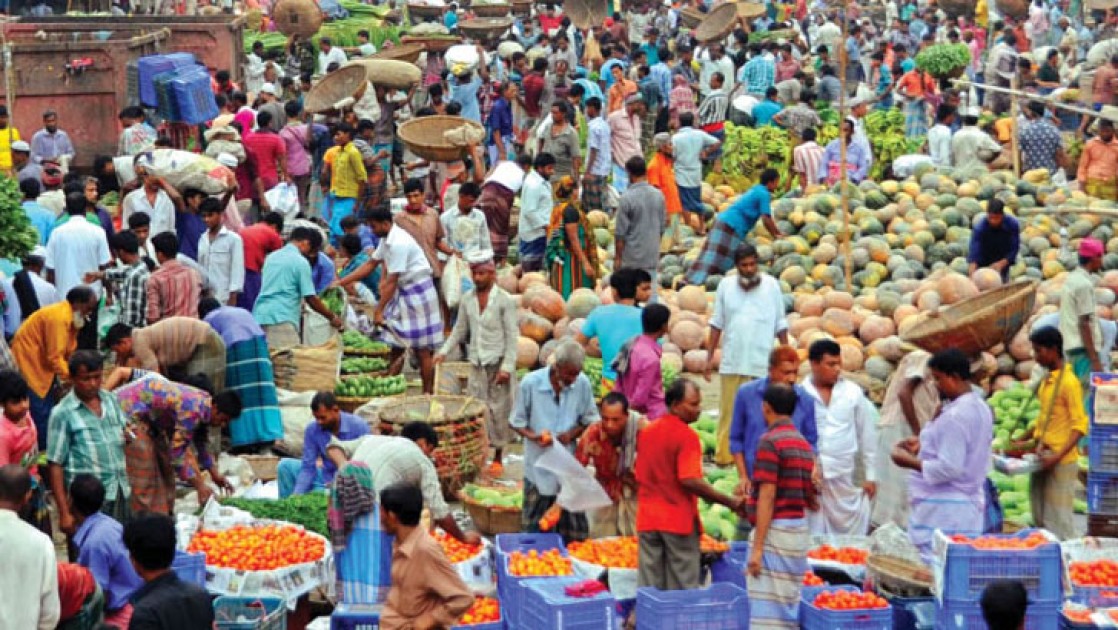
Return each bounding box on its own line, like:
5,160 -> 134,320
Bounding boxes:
748,419 -> 815,523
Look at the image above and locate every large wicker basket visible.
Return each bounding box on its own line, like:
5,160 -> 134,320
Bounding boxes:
736,2 -> 765,18
371,395 -> 489,499
397,115 -> 485,162
938,0 -> 975,17
995,0 -> 1029,18
370,41 -> 425,64
695,2 -> 738,42
401,35 -> 463,52
470,2 -> 511,17
678,7 -> 705,28
901,280 -> 1038,357
303,64 -> 368,113
271,0 -> 324,38
460,485 -> 523,535
408,2 -> 444,19
458,17 -> 513,39
510,0 -> 531,16
565,0 -> 607,29
346,59 -> 423,90
243,454 -> 280,482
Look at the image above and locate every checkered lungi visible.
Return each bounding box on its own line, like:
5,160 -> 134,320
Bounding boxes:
381,275 -> 444,350
683,218 -> 742,286
225,336 -> 283,447
124,422 -> 175,516
903,99 -> 928,140
581,175 -> 607,212
184,329 -> 227,392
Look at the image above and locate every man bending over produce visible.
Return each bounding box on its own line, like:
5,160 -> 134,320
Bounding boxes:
277,391 -> 369,498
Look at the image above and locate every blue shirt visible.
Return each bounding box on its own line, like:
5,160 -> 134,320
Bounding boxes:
600,59 -> 626,88
253,243 -> 317,328
313,250 -> 334,293
900,58 -> 916,74
487,97 -> 514,144
752,100 -> 782,126
23,200 -> 54,245
204,305 -> 265,347
582,304 -> 643,380
358,224 -> 380,251
967,214 -> 1021,275
573,78 -> 605,105
444,10 -> 458,29
729,377 -> 819,478
819,138 -> 872,183
510,367 -> 600,494
650,62 -> 673,105
294,411 -> 370,494
910,19 -> 928,42
73,512 -> 144,612
176,211 -> 206,261
639,42 -> 660,66
719,184 -> 771,236
450,74 -> 482,123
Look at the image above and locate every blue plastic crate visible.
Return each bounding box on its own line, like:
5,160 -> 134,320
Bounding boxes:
709,541 -> 748,589
171,549 -> 206,587
635,582 -> 749,630
336,509 -> 395,605
168,67 -> 219,124
494,532 -> 564,556
888,595 -> 935,630
1091,427 -> 1118,475
330,603 -> 380,630
137,52 -> 196,107
520,576 -> 616,630
494,534 -> 567,629
936,599 -> 1059,630
1088,473 -> 1118,514
213,597 -> 286,630
496,558 -> 569,629
1072,583 -> 1118,608
940,529 -> 1063,604
799,585 -> 890,630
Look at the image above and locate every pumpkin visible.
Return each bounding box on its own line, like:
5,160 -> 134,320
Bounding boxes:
519,311 -> 554,344
1008,329 -> 1033,361
859,316 -> 896,344
790,316 -> 822,339
516,337 -> 540,368
820,308 -> 856,337
528,287 -> 567,322
795,295 -> 826,317
823,291 -> 855,310
972,268 -> 1003,291
867,335 -> 906,362
893,304 -> 919,327
566,288 -> 601,319
683,349 -> 709,373
937,273 -> 979,305
553,317 -> 571,339
670,320 -> 706,351
840,344 -> 864,371
498,269 -> 520,294
677,285 -> 709,313
518,271 -> 547,293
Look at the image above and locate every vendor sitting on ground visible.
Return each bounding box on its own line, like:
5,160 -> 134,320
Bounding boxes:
575,392 -> 647,538
277,392 -> 370,499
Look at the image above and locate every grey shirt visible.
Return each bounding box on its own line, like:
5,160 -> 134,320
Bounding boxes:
615,181 -> 666,272
257,101 -> 287,131
539,125 -> 581,179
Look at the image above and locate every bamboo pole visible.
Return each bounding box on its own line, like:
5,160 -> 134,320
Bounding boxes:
951,77 -> 1118,123
838,10 -> 851,290
1010,76 -> 1021,178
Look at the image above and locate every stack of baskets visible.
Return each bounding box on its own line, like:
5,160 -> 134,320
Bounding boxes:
374,395 -> 489,498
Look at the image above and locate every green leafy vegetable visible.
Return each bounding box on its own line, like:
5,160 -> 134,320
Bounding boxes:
0,176 -> 39,261
220,493 -> 329,537
914,44 -> 971,78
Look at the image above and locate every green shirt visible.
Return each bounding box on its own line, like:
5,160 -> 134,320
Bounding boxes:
46,390 -> 131,499
252,243 -> 316,328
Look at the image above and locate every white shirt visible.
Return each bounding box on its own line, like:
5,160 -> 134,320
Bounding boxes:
698,51 -> 737,97
801,377 -> 879,482
709,274 -> 787,377
484,161 -> 526,193
45,215 -> 111,297
440,207 -> 493,260
3,271 -> 60,336
318,46 -> 349,75
0,510 -> 59,630
122,188 -> 176,237
198,226 -> 246,304
928,124 -> 953,166
951,126 -> 1003,172
374,224 -> 431,285
817,22 -> 842,52
245,52 -> 265,95
353,81 -> 382,124
518,170 -> 553,243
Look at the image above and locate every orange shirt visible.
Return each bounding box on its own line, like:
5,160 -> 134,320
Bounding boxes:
608,78 -> 638,114
897,70 -> 936,99
1079,137 -> 1118,182
635,414 -> 704,535
647,153 -> 682,216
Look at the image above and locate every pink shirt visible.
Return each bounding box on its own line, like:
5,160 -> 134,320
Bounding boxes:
279,124 -> 312,177
608,109 -> 642,166
614,334 -> 667,420
0,414 -> 38,473
243,130 -> 286,191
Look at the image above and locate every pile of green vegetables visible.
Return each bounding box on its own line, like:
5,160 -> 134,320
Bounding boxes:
243,0 -> 402,55
341,356 -> 389,374
321,287 -> 346,317
220,494 -> 328,537
720,123 -> 793,193
0,176 -> 39,261
336,374 -> 407,397
582,357 -> 681,400
342,330 -> 390,354
863,109 -> 926,181
914,43 -> 971,78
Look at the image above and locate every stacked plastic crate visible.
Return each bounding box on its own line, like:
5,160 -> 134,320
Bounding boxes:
1089,373 -> 1118,537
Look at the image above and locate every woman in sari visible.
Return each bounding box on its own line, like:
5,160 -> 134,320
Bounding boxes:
336,233 -> 380,302
545,176 -> 599,299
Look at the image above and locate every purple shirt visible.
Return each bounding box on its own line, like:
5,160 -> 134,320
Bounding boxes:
615,334 -> 668,420
73,512 -> 144,612
909,391 -> 993,509
294,411 -> 370,494
204,305 -> 265,347
279,124 -> 312,177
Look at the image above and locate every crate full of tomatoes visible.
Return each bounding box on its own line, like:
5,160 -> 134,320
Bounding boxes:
806,535 -> 872,582
432,529 -> 492,586
932,529 -> 1063,605
800,585 -> 891,630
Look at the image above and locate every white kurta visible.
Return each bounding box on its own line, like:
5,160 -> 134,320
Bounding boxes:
802,377 -> 879,535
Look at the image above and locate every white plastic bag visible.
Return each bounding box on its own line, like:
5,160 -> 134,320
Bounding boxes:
441,255 -> 474,309
446,44 -> 483,75
265,182 -> 300,221
535,444 -> 613,513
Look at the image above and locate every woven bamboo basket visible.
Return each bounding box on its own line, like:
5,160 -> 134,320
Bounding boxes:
458,17 -> 513,39
303,64 -> 368,113
370,41 -> 425,64
408,2 -> 444,19
694,2 -> 738,42
460,485 -> 522,535
271,0 -> 323,38
401,35 -> 463,52
346,59 -> 423,90
901,280 -> 1038,357
510,0 -> 531,16
996,0 -> 1029,18
470,2 -> 511,17
397,115 -> 485,162
678,7 -> 705,28
565,0 -> 607,29
736,2 -> 765,19
373,395 -> 489,499
938,0 -> 975,17
243,454 -> 280,481
865,555 -> 933,597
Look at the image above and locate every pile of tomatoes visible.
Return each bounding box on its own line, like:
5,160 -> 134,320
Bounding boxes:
1063,607 -> 1094,625
807,545 -> 869,565
812,590 -> 890,611
568,537 -> 639,569
432,530 -> 484,564
507,549 -> 573,577
700,534 -> 729,553
458,596 -> 501,626
1070,560 -> 1118,587
948,532 -> 1050,550
187,524 -> 326,571
803,571 -> 825,586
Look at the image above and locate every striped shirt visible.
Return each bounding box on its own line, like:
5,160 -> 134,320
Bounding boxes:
46,390 -> 131,499
104,261 -> 151,329
697,89 -> 730,132
793,141 -> 826,186
748,419 -> 815,522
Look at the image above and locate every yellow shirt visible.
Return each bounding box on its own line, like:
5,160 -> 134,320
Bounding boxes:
329,142 -> 367,199
0,126 -> 20,171
993,117 -> 1015,144
10,301 -> 77,398
1036,364 -> 1090,465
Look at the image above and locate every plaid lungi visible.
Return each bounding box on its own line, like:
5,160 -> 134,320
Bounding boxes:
124,422 -> 175,516
903,99 -> 928,140
684,218 -> 742,286
381,275 -> 444,350
581,175 -> 607,212
521,479 -> 588,542
184,329 -> 226,392
225,336 -> 283,447
1086,178 -> 1118,201
263,322 -> 301,353
747,517 -> 810,629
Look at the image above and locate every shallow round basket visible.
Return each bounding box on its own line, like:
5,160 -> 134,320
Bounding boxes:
511,0 -> 531,16
397,115 -> 485,163
346,59 -> 423,90
401,34 -> 463,52
901,280 -> 1038,357
303,64 -> 368,113
470,2 -> 511,17
694,2 -> 738,42
995,0 -> 1028,18
369,41 -> 425,64
408,2 -> 444,19
565,0 -> 607,29
736,2 -> 765,19
457,17 -> 513,39
271,0 -> 324,38
938,0 -> 975,17
373,395 -> 490,499
460,488 -> 522,535
678,6 -> 705,28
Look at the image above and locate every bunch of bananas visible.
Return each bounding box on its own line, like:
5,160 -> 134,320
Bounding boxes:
722,123 -> 794,191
